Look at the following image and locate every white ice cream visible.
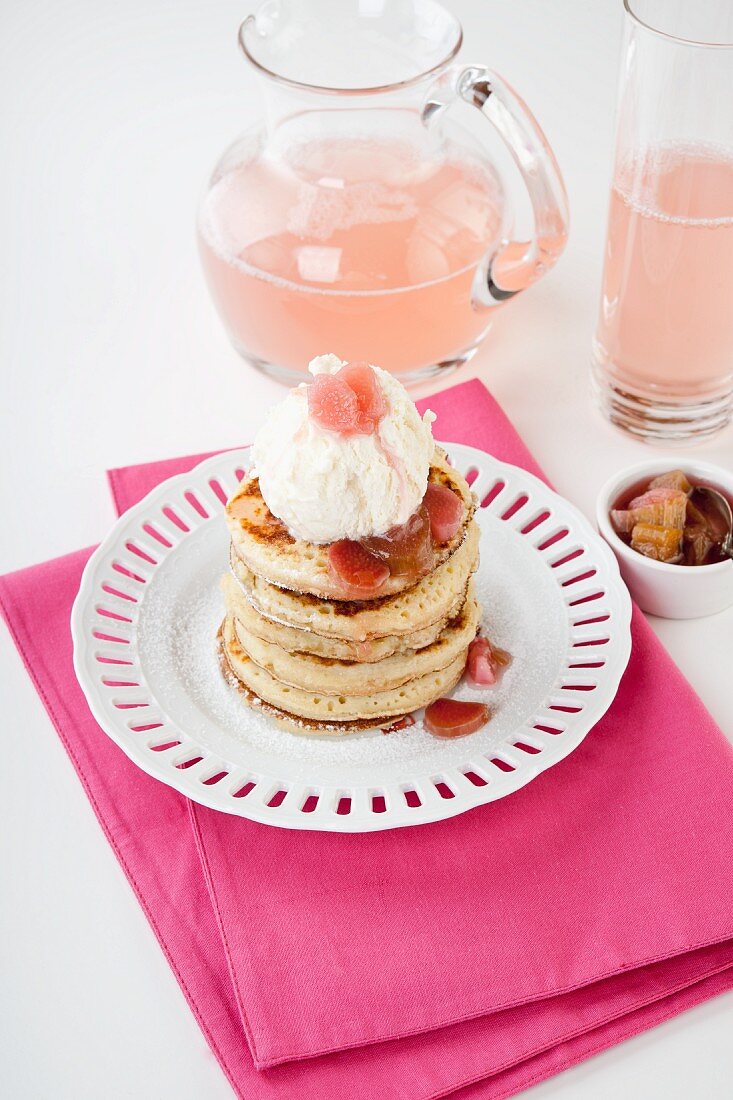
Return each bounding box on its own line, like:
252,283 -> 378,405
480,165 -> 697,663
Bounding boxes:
251,355 -> 436,544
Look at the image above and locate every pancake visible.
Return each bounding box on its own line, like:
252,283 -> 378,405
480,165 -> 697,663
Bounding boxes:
226,447 -> 475,600
229,518 -> 480,643
221,572 -> 470,661
220,615 -> 467,728
233,588 -> 480,695
218,629 -> 408,735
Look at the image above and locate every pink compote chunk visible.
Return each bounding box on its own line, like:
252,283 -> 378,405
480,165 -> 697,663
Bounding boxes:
424,698 -> 490,738
328,539 -> 389,593
362,505 -> 435,577
423,483 -> 464,543
308,362 -> 386,436
326,475 -> 464,594
307,373 -> 361,434
611,487 -> 687,535
338,361 -> 387,432
466,636 -> 512,686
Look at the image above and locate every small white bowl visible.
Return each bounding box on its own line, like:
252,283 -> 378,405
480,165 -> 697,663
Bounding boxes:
596,459 -> 733,619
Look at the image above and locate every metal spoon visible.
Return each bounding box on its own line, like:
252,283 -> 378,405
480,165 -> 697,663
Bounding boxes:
688,486 -> 733,561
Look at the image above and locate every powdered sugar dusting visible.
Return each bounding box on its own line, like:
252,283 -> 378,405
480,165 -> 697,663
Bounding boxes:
135,516 -> 566,773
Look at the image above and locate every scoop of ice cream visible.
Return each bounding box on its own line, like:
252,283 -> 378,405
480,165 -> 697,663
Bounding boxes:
251,355 -> 435,544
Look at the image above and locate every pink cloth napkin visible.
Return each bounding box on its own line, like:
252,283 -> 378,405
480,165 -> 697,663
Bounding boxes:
3,379 -> 733,1099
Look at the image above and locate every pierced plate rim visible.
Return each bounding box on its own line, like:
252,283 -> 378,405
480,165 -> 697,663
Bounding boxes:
71,443 -> 633,832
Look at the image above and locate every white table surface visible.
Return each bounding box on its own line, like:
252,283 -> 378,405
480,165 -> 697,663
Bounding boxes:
1,0 -> 731,1096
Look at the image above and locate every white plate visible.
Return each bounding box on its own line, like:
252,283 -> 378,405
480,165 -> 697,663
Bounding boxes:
71,444 -> 632,832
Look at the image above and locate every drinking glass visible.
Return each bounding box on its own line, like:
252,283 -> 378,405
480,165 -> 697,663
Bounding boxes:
592,1 -> 733,442
198,0 -> 568,384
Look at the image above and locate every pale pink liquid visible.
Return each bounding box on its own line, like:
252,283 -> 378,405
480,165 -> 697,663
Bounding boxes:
198,138 -> 504,376
595,146 -> 733,398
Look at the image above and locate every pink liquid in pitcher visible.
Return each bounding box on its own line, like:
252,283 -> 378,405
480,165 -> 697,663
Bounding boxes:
198,137 -> 504,376
595,145 -> 733,398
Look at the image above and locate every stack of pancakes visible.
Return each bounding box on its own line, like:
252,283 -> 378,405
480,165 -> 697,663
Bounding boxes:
219,447 -> 481,734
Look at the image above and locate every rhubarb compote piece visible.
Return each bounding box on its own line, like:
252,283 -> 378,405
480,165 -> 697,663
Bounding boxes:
338,361 -> 387,433
424,698 -> 490,738
307,362 -> 386,436
466,636 -> 512,686
328,540 -> 389,593
423,483 -> 463,543
362,505 -> 434,577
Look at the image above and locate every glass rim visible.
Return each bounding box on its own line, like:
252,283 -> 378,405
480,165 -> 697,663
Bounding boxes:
624,0 -> 733,49
238,12 -> 463,95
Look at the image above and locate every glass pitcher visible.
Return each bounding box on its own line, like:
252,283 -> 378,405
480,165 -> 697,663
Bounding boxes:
198,0 -> 569,384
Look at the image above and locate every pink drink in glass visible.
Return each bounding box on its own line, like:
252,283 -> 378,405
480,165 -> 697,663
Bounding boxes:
198,137 -> 505,377
592,1 -> 733,440
595,145 -> 733,405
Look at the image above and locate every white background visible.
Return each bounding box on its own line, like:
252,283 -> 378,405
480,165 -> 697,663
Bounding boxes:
1,0 -> 732,1096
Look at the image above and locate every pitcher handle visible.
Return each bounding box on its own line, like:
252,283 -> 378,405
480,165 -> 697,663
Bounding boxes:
423,65 -> 569,306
